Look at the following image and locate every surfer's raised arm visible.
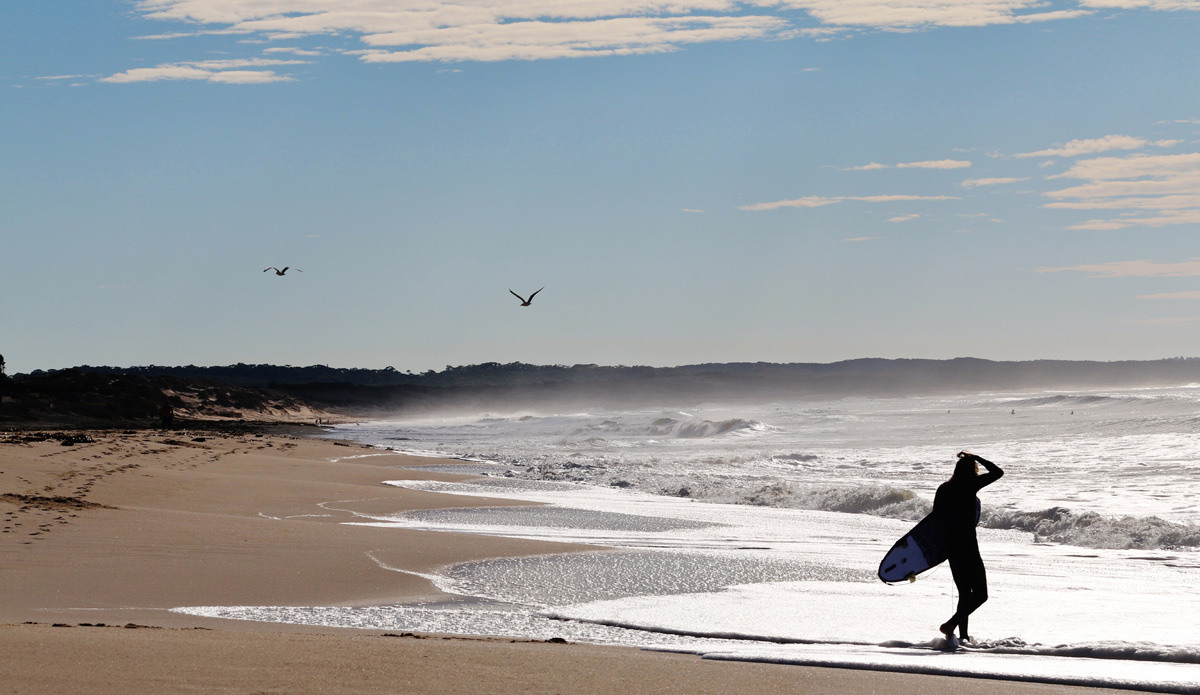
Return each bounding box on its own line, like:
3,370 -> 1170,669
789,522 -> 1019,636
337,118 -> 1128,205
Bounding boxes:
960,452 -> 1003,488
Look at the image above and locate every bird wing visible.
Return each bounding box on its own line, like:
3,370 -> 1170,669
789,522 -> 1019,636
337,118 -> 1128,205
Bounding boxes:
264,267 -> 278,273
509,289 -> 526,302
528,287 -> 544,301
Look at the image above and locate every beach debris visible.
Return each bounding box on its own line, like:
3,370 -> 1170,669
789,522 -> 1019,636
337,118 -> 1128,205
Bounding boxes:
509,287 -> 544,306
263,266 -> 302,276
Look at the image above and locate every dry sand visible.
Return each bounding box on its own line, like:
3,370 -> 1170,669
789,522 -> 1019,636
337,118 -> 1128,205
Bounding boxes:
0,430 -> 1139,694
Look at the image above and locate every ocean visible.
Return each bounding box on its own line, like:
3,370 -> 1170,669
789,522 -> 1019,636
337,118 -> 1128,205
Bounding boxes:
178,386 -> 1200,692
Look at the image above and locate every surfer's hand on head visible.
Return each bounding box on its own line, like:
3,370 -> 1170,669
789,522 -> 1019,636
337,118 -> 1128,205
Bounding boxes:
957,451 -> 972,460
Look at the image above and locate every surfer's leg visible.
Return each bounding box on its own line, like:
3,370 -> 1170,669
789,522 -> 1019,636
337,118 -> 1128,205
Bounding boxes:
958,553 -> 988,640
963,553 -> 987,612
942,554 -> 969,636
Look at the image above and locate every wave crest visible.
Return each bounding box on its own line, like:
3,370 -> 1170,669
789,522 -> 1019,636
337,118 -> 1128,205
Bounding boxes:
983,507 -> 1200,550
728,485 -> 1200,550
733,483 -> 932,518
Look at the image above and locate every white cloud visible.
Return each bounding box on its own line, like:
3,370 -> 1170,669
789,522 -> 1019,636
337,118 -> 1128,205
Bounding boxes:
1140,290 -> 1200,300
843,159 -> 970,171
264,46 -> 323,56
887,213 -> 921,222
895,159 -> 971,169
1080,0 -> 1200,10
771,0 -> 1091,28
1013,134 -> 1173,158
123,0 -> 1191,71
103,65 -> 290,84
842,236 -> 881,242
102,57 -> 303,83
960,176 -> 1027,187
362,16 -> 789,63
1036,258 -> 1200,278
741,194 -> 955,211
742,196 -> 842,210
798,26 -> 847,39
1041,152 -> 1200,229
682,208 -> 705,213
851,194 -> 957,202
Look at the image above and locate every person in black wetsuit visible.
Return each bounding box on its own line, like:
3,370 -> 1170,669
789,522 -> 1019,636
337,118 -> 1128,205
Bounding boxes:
935,451 -> 1004,642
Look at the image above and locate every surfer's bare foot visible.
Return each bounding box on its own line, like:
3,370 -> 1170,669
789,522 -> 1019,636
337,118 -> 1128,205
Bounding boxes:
939,621 -> 956,637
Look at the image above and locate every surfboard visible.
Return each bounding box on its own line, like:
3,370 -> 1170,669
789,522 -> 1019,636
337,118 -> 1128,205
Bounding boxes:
878,498 -> 980,584
877,511 -> 949,583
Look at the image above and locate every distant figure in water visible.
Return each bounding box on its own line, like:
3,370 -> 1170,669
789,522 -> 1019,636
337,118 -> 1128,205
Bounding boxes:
264,266 -> 302,276
509,287 -> 543,306
936,451 -> 1004,643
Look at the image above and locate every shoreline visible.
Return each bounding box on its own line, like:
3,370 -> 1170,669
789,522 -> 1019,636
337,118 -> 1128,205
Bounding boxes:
0,428 -> 1141,694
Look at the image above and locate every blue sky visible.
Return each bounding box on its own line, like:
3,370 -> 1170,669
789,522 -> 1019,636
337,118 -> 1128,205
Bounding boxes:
4,1 -> 1200,374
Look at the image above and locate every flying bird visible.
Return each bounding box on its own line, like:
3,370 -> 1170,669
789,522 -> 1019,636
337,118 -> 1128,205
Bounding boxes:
509,287 -> 543,306
264,267 -> 302,276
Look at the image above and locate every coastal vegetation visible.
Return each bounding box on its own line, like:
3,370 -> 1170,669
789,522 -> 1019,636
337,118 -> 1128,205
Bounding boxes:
5,357 -> 1200,425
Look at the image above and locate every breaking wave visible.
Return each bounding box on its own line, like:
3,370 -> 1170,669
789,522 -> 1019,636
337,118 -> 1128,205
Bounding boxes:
647,417 -> 768,438
695,482 -> 1200,550
694,482 -> 933,519
982,507 -> 1200,550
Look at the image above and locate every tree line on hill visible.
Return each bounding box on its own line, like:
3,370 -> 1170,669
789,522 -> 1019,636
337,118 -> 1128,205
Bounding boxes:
7,357 -> 1200,422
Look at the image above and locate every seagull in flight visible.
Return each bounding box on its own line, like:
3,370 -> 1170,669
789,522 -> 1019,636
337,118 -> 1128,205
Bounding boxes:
264,266 -> 302,276
509,287 -> 543,306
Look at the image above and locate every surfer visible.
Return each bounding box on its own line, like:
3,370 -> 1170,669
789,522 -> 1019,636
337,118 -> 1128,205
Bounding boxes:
936,451 -> 1004,643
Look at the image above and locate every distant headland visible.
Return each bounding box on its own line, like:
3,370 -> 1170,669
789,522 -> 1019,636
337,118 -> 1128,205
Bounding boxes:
4,357 -> 1200,427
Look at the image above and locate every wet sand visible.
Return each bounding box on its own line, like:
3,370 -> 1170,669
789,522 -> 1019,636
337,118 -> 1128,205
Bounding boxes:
0,430 -> 1139,694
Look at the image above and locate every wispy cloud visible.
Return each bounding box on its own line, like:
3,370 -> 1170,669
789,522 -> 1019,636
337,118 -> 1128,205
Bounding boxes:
1036,258 -> 1200,278
1041,152 -> 1200,229
960,176 -> 1027,188
896,159 -> 971,169
101,58 -> 304,83
681,208 -> 705,213
264,47 -> 323,56
358,16 -> 792,63
1013,134 -> 1178,158
842,236 -> 881,242
887,213 -> 921,222
781,1 -> 1091,28
1080,0 -> 1200,10
843,159 -> 970,170
741,194 -> 956,211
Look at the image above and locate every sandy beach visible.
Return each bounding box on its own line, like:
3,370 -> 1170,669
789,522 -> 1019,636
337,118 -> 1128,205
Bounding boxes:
0,430 -> 1141,694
